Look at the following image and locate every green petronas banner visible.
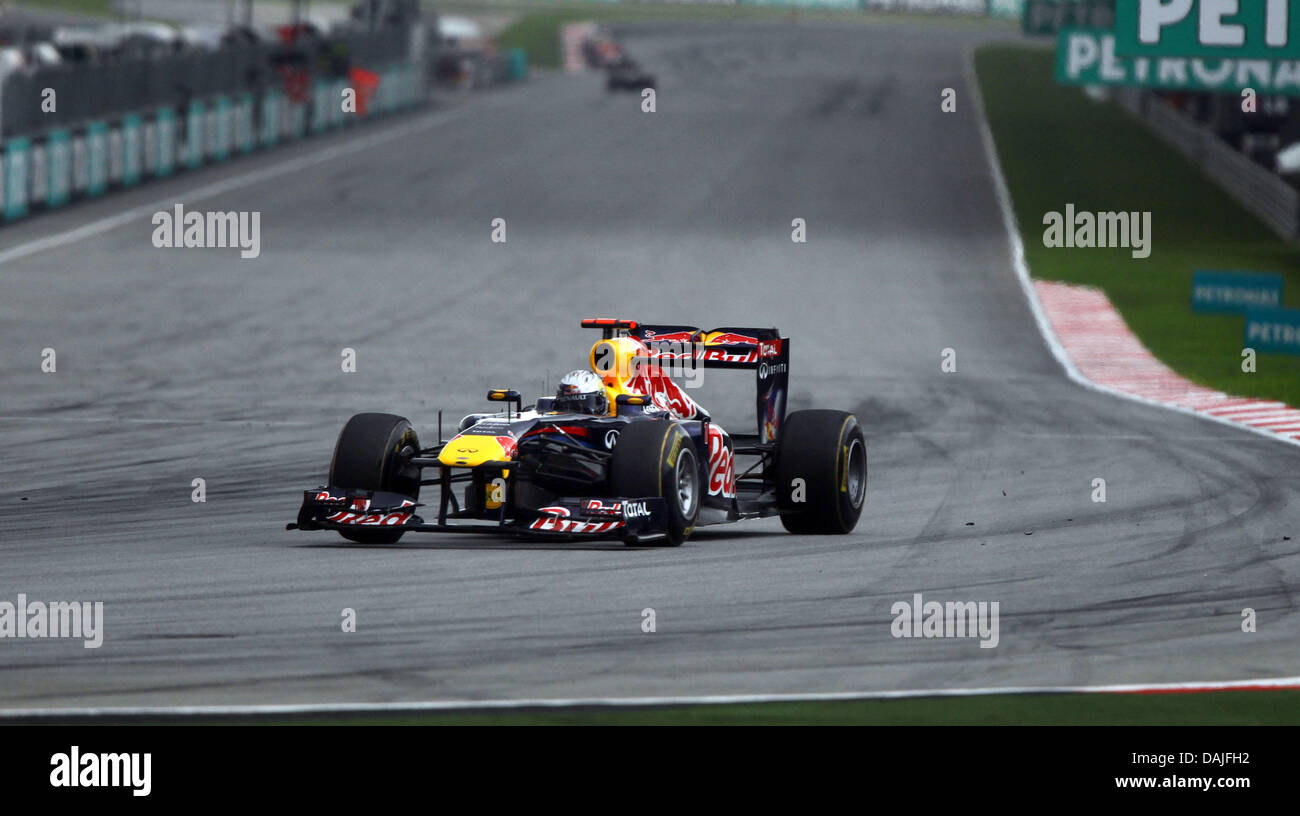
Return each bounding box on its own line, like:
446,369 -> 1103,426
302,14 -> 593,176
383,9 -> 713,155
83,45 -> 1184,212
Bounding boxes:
1115,0 -> 1300,59
1057,27 -> 1300,95
1023,0 -> 1114,36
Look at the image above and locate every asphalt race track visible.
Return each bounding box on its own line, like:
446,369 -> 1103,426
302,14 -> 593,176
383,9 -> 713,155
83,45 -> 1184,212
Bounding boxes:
1,19 -> 1298,709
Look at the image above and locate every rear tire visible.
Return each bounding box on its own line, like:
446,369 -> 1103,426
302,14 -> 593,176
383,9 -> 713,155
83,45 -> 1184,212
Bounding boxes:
610,420 -> 699,547
775,410 -> 866,535
329,412 -> 421,544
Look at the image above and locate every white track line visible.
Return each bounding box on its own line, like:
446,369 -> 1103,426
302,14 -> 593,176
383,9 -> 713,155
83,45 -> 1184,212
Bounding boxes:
964,47 -> 1300,451
1034,281 -> 1300,446
3,675 -> 1299,718
0,101 -> 492,267
959,46 -> 1300,711
0,96 -> 503,432
1,59 -> 1290,722
1036,281 -> 1300,445
0,415 -> 312,426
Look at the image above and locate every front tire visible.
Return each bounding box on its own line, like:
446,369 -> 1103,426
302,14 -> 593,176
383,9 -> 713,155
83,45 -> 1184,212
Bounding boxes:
329,412 -> 421,544
775,410 -> 867,534
610,420 -> 700,547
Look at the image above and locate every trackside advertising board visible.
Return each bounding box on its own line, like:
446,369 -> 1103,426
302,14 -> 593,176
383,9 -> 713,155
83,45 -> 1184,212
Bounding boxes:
861,0 -> 1025,17
1115,0 -> 1300,59
1192,270 -> 1283,314
1055,27 -> 1300,95
1244,307 -> 1300,355
859,0 -> 993,13
1023,0 -> 1114,36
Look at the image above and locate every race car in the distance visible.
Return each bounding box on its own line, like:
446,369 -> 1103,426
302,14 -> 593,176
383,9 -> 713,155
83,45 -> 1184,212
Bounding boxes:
606,56 -> 656,92
288,319 -> 867,546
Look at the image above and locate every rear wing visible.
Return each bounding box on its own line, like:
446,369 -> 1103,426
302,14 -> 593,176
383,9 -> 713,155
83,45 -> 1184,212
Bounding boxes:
581,319 -> 789,443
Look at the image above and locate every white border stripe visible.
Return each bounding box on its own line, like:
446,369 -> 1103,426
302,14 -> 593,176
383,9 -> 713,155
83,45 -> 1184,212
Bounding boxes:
1,58 -> 1291,722
964,46 -> 1300,451
0,102 -> 492,267
3,675 -> 1300,718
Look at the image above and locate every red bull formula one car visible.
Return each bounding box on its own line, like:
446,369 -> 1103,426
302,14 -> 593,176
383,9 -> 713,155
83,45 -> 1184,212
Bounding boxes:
287,319 -> 867,546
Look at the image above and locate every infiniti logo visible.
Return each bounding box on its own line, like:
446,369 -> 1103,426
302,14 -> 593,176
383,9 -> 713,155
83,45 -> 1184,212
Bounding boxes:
605,430 -> 620,449
758,362 -> 787,379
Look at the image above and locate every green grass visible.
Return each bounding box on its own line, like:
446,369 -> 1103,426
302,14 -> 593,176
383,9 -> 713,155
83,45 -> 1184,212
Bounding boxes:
440,0 -> 1013,68
976,45 -> 1300,407
17,0 -> 116,17
486,3 -> 821,69
496,10 -> 598,68
115,689 -> 1300,724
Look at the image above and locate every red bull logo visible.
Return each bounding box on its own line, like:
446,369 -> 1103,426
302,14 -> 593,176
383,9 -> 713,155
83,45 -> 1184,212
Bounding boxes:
706,331 -> 760,346
584,499 -> 623,516
643,330 -> 697,343
699,347 -> 758,364
706,424 -> 736,499
495,436 -> 518,459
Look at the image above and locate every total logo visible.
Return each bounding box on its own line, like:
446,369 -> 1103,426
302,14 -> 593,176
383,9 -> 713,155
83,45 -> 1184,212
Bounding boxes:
622,500 -> 651,519
758,361 -> 788,380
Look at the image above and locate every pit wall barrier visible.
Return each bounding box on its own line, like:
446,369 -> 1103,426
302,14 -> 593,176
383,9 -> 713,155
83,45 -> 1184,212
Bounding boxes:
0,63 -> 423,222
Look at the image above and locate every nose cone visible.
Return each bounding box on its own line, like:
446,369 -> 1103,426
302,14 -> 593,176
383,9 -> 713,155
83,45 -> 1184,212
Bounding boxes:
438,434 -> 516,467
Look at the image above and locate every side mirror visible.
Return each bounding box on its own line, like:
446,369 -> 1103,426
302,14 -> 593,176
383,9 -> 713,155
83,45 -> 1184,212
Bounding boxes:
487,389 -> 523,418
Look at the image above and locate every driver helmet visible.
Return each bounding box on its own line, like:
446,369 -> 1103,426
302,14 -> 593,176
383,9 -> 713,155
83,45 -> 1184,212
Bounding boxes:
589,336 -> 649,389
554,369 -> 609,415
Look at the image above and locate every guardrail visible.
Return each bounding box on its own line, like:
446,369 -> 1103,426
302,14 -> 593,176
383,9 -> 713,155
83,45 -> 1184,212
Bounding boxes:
1117,88 -> 1299,241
